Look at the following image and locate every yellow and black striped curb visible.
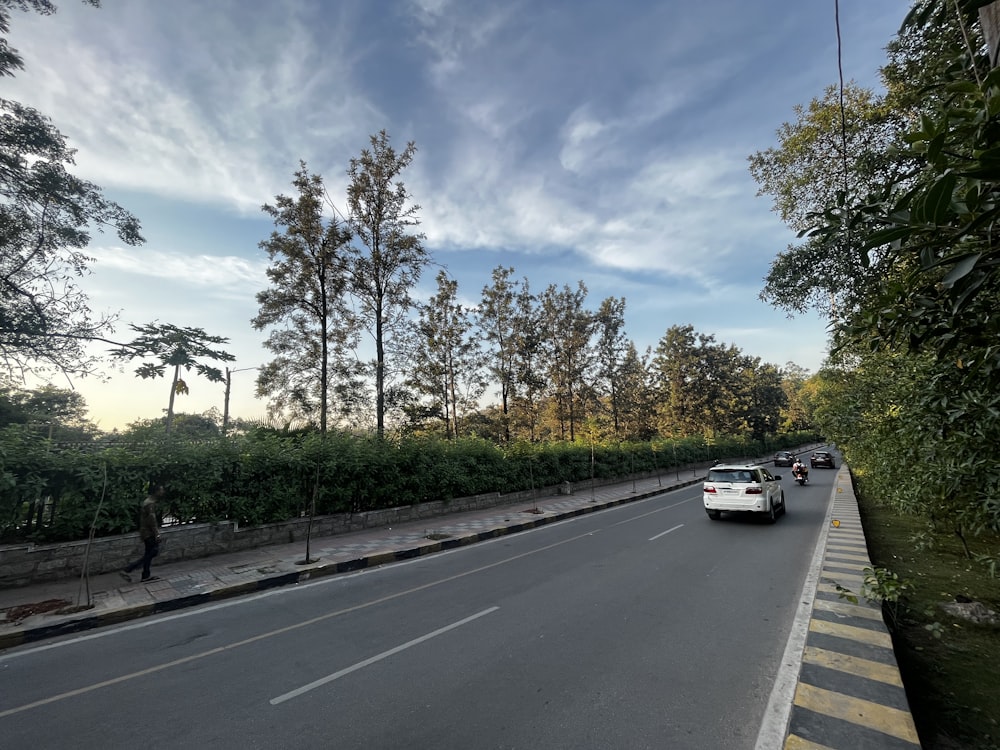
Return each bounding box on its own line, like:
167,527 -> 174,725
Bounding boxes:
783,468 -> 920,749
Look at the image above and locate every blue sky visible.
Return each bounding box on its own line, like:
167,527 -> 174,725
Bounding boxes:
6,0 -> 909,431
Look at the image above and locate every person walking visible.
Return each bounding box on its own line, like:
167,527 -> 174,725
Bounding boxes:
120,484 -> 165,583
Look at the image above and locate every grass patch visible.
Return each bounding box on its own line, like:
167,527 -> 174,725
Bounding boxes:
857,489 -> 1000,750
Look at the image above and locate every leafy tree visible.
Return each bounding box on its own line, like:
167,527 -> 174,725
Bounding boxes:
698,341 -> 746,435
592,296 -> 629,439
778,362 -> 813,432
405,271 -> 485,438
610,342 -> 656,441
252,163 -> 356,434
829,5 -> 997,365
477,266 -> 522,443
118,411 -> 221,441
346,130 -> 428,438
110,323 -> 234,435
651,325 -> 710,436
750,0 -> 1000,537
537,281 -> 594,441
0,0 -> 144,381
748,83 -> 906,319
732,357 -> 786,441
648,324 -> 778,440
509,277 -> 546,441
0,382 -> 96,439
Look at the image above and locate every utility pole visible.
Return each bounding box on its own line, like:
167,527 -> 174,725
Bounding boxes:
222,366 -> 258,435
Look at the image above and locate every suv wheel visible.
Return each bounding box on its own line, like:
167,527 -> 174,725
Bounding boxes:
765,500 -> 777,524
706,509 -> 721,520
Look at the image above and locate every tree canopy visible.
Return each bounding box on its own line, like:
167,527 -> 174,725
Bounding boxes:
749,0 -> 1000,538
0,0 -> 143,382
252,163 -> 357,434
346,130 -> 427,438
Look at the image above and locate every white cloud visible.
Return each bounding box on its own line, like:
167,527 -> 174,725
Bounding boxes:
90,247 -> 266,292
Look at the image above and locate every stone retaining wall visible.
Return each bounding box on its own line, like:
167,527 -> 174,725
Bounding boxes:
0,472 -> 671,588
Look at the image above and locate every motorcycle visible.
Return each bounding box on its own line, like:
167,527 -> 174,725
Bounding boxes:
792,465 -> 809,486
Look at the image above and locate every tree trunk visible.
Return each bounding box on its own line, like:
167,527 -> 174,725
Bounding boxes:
165,363 -> 179,435
320,315 -> 328,434
375,296 -> 385,439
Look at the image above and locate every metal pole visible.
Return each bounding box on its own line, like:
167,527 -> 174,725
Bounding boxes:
223,366 -> 259,435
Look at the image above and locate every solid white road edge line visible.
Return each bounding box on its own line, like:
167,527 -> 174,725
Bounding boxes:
269,606 -> 500,706
649,524 -> 684,541
753,470 -> 840,750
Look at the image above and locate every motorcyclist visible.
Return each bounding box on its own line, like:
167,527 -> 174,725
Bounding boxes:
792,459 -> 808,482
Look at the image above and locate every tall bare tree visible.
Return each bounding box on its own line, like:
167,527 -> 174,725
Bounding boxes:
346,130 -> 427,438
252,163 -> 355,433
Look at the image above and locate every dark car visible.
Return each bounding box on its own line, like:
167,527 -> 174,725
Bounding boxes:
774,451 -> 795,467
810,450 -> 836,469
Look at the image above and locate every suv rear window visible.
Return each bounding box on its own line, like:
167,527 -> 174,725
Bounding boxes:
708,469 -> 759,483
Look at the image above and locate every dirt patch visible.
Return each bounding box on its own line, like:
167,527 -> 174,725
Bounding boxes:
2,598 -> 72,624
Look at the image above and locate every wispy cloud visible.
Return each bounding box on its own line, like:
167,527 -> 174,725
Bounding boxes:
90,246 -> 266,296
6,1 -> 381,214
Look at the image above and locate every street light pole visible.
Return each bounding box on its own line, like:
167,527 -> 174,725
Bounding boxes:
223,366 -> 258,435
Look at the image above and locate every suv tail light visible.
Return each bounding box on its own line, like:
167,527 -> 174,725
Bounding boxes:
745,486 -> 762,494
704,485 -> 717,494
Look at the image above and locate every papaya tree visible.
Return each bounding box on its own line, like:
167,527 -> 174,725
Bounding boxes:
110,323 -> 234,435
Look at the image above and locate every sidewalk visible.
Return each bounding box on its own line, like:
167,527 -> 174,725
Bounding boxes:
0,470 -> 706,649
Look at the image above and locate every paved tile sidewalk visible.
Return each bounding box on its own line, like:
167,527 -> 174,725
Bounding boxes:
0,471 -> 705,649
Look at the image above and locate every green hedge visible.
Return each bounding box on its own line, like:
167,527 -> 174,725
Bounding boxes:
0,427 -> 817,543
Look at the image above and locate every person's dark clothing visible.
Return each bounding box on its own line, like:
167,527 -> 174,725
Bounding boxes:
124,537 -> 159,580
123,491 -> 161,582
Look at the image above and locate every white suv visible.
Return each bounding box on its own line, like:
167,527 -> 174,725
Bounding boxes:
703,464 -> 786,523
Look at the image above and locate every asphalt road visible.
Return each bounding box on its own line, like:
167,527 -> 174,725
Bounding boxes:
0,469 -> 836,749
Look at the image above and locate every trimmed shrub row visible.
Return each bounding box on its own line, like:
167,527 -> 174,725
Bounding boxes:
0,427 -> 816,543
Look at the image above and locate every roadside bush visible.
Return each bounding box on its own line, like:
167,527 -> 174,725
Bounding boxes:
0,427 -> 818,543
